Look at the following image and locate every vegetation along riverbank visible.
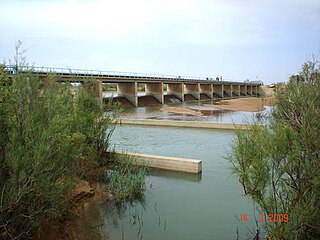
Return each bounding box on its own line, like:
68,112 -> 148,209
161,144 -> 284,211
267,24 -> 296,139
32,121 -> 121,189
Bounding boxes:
0,61 -> 146,239
228,60 -> 320,239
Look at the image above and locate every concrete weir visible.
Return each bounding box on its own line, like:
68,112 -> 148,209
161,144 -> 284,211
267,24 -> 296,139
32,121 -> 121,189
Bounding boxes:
199,83 -> 213,99
167,83 -> 184,102
184,83 -> 200,100
145,83 -> 164,104
13,65 -> 261,107
117,82 -> 138,106
233,85 -> 240,97
86,79 -> 260,107
240,85 -> 247,96
119,119 -> 253,130
213,84 -> 223,98
223,84 -> 232,98
114,151 -> 202,173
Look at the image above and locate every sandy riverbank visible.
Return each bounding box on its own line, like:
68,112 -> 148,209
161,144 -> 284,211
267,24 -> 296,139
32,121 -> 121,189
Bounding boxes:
160,97 -> 275,115
204,97 -> 275,112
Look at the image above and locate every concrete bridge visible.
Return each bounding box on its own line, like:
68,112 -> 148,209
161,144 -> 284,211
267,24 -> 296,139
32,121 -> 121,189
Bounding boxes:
5,66 -> 261,107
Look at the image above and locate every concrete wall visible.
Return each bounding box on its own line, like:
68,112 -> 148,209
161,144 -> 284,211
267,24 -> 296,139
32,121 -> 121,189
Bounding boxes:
114,151 -> 202,173
145,83 -> 164,104
167,83 -> 184,101
105,81 -> 260,106
117,82 -> 138,106
184,83 -> 200,100
120,118 -> 254,130
199,83 -> 213,99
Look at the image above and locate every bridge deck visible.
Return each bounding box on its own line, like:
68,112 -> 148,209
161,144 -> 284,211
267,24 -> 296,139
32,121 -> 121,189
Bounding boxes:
5,65 -> 261,86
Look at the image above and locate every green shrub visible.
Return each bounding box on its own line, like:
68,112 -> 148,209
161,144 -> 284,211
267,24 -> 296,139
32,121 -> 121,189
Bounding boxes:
228,60 -> 320,239
0,66 -> 118,239
106,154 -> 146,202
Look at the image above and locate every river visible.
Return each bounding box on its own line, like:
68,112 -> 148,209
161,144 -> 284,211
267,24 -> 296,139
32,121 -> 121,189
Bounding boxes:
76,102 -> 269,239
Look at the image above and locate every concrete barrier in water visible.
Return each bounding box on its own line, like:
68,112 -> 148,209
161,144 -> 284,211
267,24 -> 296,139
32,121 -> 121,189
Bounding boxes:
119,119 -> 252,130
114,151 -> 202,173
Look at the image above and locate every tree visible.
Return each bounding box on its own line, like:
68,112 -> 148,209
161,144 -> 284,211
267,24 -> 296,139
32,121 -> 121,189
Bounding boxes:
228,59 -> 320,239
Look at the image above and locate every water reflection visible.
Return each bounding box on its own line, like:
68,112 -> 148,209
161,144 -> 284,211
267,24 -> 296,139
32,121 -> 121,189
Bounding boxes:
101,191 -> 167,240
149,168 -> 202,182
80,101 -> 273,239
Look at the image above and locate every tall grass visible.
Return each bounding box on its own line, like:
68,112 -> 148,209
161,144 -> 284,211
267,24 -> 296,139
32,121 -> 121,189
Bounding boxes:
106,154 -> 146,202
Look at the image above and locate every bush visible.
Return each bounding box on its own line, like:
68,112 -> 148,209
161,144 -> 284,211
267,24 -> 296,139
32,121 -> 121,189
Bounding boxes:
0,66 -> 118,239
228,60 -> 320,239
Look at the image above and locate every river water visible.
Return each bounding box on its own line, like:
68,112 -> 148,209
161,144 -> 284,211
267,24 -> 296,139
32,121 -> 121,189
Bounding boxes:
77,102 -> 269,240
121,101 -> 271,124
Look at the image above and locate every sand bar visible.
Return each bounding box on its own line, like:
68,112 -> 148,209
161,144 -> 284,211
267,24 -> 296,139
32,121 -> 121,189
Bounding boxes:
204,97 -> 275,112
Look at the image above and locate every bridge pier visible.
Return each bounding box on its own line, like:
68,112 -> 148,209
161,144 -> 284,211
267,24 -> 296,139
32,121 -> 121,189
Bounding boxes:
117,82 -> 138,106
247,85 -> 253,95
213,84 -> 223,99
199,83 -> 213,100
94,80 -> 103,102
184,83 -> 200,101
86,80 -> 102,102
145,83 -> 164,104
240,85 -> 247,96
252,85 -> 258,96
232,85 -> 240,97
223,84 -> 232,98
167,83 -> 184,101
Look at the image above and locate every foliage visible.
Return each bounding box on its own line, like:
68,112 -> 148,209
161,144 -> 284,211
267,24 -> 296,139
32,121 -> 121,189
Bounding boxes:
0,65 -> 118,239
106,154 -> 146,202
227,60 -> 320,239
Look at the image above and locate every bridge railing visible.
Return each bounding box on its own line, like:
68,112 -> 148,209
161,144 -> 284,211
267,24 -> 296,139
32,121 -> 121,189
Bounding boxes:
4,65 -> 260,84
4,65 -> 216,81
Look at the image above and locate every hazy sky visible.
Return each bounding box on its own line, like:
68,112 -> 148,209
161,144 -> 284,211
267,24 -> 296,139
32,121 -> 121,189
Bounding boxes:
1,0 -> 320,84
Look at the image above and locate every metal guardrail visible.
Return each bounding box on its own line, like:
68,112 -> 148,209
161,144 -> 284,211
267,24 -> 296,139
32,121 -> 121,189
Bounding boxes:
4,65 -> 262,85
4,65 -> 209,81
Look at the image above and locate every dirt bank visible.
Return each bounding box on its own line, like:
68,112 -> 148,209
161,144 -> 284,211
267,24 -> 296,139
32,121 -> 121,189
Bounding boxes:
35,180 -> 109,240
204,97 -> 275,112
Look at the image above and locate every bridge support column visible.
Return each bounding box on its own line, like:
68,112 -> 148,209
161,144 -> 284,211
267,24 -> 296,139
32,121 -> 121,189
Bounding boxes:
199,83 -> 213,100
224,84 -> 232,98
213,84 -> 223,99
252,85 -> 258,96
246,85 -> 250,95
240,85 -> 247,96
248,85 -> 253,95
145,83 -> 164,104
117,82 -> 138,106
184,83 -> 200,101
232,85 -> 240,97
86,80 -> 102,103
257,85 -> 262,96
167,83 -> 184,101
95,80 -> 103,102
